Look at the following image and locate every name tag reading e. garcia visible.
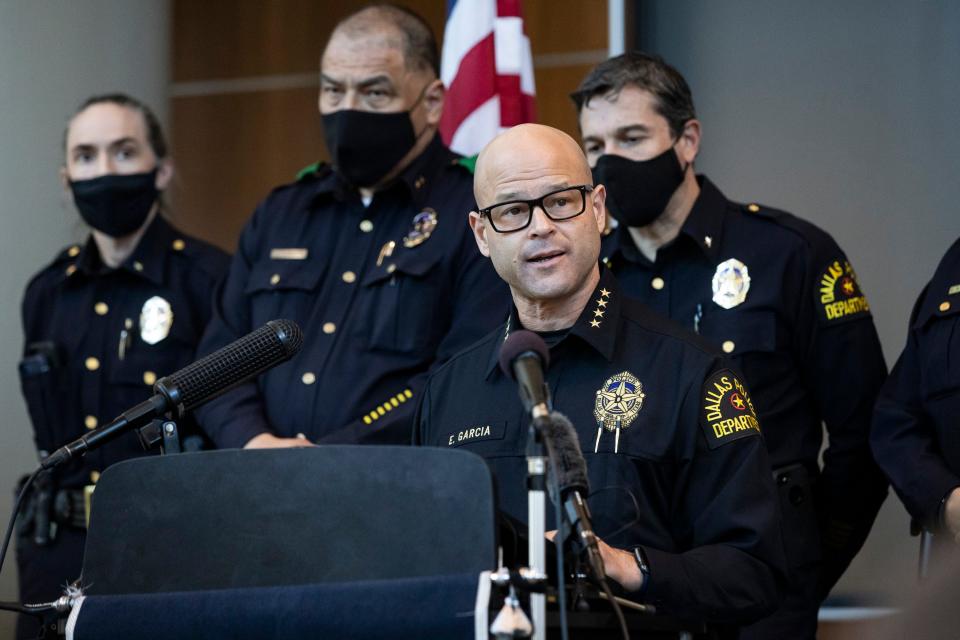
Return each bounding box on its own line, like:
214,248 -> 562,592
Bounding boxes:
445,421 -> 507,447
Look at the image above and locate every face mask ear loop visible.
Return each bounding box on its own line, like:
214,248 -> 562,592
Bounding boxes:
408,79 -> 436,141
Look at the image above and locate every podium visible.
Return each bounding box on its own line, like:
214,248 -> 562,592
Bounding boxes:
68,446 -> 497,638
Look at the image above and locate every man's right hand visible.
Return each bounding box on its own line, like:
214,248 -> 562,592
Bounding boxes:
244,433 -> 313,449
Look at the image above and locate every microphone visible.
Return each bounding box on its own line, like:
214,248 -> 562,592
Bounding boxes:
539,412 -> 606,581
41,319 -> 303,469
498,330 -> 551,419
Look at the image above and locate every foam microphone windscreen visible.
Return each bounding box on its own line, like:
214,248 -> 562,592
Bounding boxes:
540,412 -> 590,499
498,329 -> 550,379
156,319 -> 303,413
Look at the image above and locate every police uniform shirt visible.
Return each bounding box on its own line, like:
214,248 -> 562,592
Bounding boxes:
196,136 -> 510,449
871,237 -> 960,529
601,176 -> 888,591
415,270 -> 786,624
20,215 -> 230,490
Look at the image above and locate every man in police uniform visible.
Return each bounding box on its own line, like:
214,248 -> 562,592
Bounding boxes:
17,94 -> 228,639
871,238 -> 960,552
573,52 -> 888,637
195,5 -> 507,449
415,124 -> 786,628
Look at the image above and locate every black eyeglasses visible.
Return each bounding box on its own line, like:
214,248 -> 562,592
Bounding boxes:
478,185 -> 594,233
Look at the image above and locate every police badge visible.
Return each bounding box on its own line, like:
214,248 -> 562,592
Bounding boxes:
402,208 -> 438,248
594,371 -> 644,453
139,296 -> 173,345
711,258 -> 751,309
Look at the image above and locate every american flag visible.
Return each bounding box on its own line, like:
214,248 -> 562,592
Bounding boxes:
439,0 -> 537,156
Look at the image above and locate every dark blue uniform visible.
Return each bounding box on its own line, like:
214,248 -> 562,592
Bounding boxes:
415,270 -> 787,627
601,176 -> 888,635
871,237 -> 960,532
195,136 -> 509,448
17,215 -> 228,638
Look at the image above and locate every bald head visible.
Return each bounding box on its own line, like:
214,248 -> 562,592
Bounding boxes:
326,4 -> 439,76
474,124 -> 593,206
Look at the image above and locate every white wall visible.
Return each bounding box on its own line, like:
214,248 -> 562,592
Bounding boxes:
0,1 -> 168,635
637,0 -> 960,604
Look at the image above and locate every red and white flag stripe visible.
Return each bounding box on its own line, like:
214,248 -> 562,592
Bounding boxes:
439,0 -> 537,156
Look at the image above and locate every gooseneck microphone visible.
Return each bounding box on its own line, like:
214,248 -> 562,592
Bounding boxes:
41,319 -> 303,470
498,330 -> 552,419
539,412 -> 606,581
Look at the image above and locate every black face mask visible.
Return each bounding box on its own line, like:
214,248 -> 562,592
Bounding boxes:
69,169 -> 159,238
321,87 -> 428,188
592,146 -> 687,228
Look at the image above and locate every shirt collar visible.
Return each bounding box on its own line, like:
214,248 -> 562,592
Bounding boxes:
312,134 -> 455,210
484,269 -> 623,379
677,175 -> 726,259
606,175 -> 727,264
71,214 -> 174,285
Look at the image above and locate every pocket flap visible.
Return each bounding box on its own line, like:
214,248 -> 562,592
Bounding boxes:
361,249 -> 441,287
700,309 -> 777,354
244,261 -> 324,294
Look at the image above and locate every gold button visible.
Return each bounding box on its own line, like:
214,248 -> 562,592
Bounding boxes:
270,273 -> 281,286
94,302 -> 109,315
342,271 -> 357,283
133,261 -> 144,272
85,357 -> 100,371
84,415 -> 98,429
747,203 -> 760,212
143,370 -> 157,386
172,239 -> 186,251
322,322 -> 336,334
301,372 -> 316,385
67,245 -> 80,257
65,264 -> 77,276
722,340 -> 736,353
386,264 -> 397,274
940,301 -> 951,312
651,277 -> 665,290
89,470 -> 100,483
359,219 -> 374,233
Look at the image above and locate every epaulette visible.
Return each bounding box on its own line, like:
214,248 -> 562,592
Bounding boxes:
737,200 -> 829,247
166,234 -> 231,278
26,242 -> 83,289
54,243 -> 83,264
295,161 -> 332,182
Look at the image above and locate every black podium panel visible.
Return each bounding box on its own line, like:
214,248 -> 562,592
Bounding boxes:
81,446 -> 496,595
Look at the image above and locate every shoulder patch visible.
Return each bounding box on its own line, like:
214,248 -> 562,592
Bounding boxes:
701,369 -> 761,449
817,258 -> 871,324
295,161 -> 330,181
455,155 -> 477,175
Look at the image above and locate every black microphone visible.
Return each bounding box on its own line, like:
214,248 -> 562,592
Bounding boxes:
41,319 -> 303,470
540,412 -> 606,581
498,330 -> 551,419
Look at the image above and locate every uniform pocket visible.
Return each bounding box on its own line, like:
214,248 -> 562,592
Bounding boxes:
698,308 -> 778,355
360,250 -> 442,353
915,303 -> 960,398
244,260 -> 326,328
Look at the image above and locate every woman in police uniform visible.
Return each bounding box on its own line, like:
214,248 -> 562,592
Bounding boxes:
15,94 -> 228,639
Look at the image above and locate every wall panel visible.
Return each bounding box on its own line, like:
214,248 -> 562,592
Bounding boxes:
170,0 -> 606,251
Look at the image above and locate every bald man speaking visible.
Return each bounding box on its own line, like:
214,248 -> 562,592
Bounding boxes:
414,124 -> 786,629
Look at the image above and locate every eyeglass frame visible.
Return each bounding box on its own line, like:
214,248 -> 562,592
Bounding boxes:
476,184 -> 595,233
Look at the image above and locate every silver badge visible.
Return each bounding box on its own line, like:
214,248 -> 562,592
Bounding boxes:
712,258 -> 750,309
139,296 -> 174,345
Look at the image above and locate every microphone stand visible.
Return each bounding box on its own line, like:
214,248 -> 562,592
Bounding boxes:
525,409 -> 550,640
